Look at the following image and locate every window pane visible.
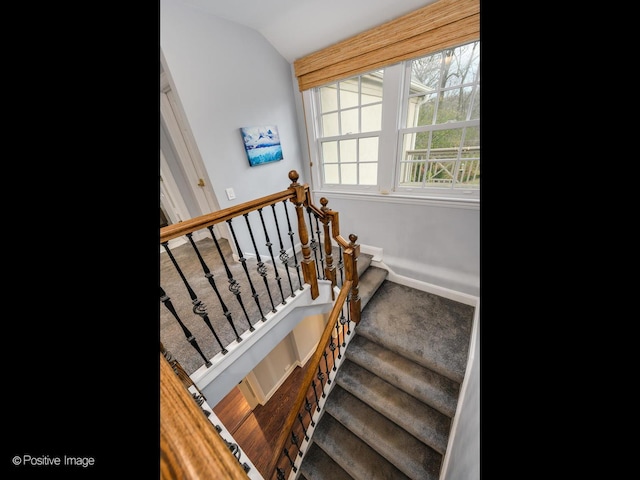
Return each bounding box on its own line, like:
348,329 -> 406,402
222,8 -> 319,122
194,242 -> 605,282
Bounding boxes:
432,128 -> 463,152
456,126 -> 480,189
341,109 -> 358,134
436,86 -> 475,124
340,139 -> 357,161
462,126 -> 480,150
322,141 -> 338,163
322,112 -> 339,137
454,159 -> 480,188
361,71 -> 383,105
359,163 -> 377,185
399,133 -> 428,186
361,104 -> 382,132
423,160 -> 456,187
406,93 -> 436,127
339,78 -> 359,108
324,164 -> 339,184
470,85 -> 479,120
315,69 -> 385,187
398,160 -> 425,186
359,137 -> 378,161
402,132 -> 429,160
340,163 -> 357,184
411,52 -> 443,90
319,85 -> 338,111
443,43 -> 480,89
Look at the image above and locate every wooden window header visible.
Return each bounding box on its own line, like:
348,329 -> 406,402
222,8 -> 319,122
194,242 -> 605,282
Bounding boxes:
293,0 -> 480,91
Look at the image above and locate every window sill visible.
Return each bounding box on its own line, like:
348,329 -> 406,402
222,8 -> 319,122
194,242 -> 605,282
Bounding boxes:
310,189 -> 480,210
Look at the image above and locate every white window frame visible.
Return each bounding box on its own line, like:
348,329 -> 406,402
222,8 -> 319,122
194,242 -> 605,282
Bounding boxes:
302,42 -> 480,207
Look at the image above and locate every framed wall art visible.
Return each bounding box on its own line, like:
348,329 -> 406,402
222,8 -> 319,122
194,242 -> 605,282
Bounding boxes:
240,125 -> 283,167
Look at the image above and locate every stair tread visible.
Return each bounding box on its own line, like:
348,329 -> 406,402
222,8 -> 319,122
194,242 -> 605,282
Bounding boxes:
337,359 -> 450,454
358,266 -> 388,310
347,334 -> 459,418
357,280 -> 475,383
300,442 -> 354,480
326,385 -> 442,480
330,246 -> 371,270
313,413 -> 411,480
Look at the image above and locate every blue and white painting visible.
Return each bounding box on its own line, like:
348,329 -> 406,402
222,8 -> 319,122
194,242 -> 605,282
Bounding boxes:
240,125 -> 283,166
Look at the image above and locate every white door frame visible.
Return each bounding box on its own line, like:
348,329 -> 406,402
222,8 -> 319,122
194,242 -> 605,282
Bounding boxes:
160,150 -> 197,250
160,51 -> 226,242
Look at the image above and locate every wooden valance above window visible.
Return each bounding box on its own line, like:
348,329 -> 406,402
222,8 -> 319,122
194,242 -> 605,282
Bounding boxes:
293,0 -> 480,91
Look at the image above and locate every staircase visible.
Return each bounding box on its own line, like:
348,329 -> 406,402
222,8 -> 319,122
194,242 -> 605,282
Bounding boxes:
298,256 -> 476,480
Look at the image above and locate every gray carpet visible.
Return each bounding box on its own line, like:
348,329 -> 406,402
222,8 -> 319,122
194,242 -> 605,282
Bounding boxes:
160,235 -> 303,375
299,280 -> 475,480
357,281 -> 475,383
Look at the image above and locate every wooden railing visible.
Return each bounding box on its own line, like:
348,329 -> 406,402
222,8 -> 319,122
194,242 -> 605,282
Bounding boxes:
265,280 -> 354,479
160,170 -> 363,479
160,348 -> 249,479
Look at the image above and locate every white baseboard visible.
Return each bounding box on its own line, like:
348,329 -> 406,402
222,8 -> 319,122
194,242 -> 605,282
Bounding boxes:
359,243 -> 383,262
371,260 -> 478,307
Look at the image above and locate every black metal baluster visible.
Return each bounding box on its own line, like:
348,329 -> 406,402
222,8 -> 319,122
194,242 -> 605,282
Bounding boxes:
227,218 -> 265,323
313,213 -> 325,278
207,226 -> 254,333
160,287 -> 212,367
276,467 -> 286,480
283,448 -> 297,472
338,244 -> 344,287
339,308 -> 348,347
258,208 -> 287,305
244,213 -> 277,315
291,432 -> 303,457
346,291 -> 352,335
311,380 -> 321,412
282,199 -> 304,291
213,425 -> 251,473
329,340 -> 337,371
306,207 -> 321,279
161,344 -> 194,387
297,413 -> 309,441
161,242 -> 228,354
334,321 -> 342,360
317,366 -> 326,398
187,233 -> 242,343
271,203 -> 296,298
323,351 -> 331,384
304,398 -> 315,426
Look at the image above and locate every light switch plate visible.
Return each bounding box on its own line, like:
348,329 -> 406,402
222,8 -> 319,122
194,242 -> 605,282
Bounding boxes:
226,188 -> 236,200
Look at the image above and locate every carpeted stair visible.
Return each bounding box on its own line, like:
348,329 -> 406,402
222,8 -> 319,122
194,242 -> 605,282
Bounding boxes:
299,279 -> 475,480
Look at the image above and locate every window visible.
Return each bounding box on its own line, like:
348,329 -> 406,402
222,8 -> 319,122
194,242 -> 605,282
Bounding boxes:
304,40 -> 480,202
316,72 -> 383,187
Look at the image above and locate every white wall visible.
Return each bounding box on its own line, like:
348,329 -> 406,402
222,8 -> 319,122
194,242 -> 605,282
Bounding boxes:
160,0 -> 306,210
442,301 -> 480,480
309,193 -> 480,297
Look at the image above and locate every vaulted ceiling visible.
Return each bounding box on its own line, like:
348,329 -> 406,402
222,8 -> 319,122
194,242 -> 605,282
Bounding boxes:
175,0 -> 437,63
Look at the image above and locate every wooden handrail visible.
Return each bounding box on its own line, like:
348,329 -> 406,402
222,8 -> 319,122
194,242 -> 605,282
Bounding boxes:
161,189 -> 295,244
319,197 -> 361,326
160,352 -> 249,480
265,280 -> 352,479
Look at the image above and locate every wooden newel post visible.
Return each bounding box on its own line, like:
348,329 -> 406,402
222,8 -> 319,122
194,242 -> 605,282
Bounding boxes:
320,197 -> 336,298
345,233 -> 361,325
288,170 -> 319,299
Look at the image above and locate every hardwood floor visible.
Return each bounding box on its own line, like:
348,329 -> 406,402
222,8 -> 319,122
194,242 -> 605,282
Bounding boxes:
213,359 -> 316,478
